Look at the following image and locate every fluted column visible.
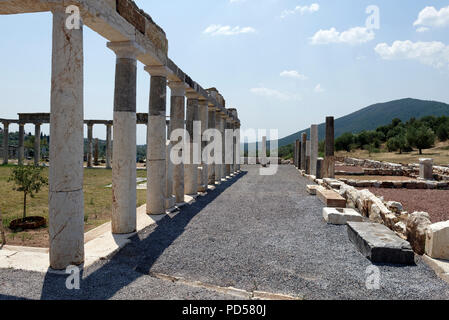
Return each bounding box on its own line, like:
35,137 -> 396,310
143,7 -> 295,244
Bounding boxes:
145,65 -> 169,215
49,6 -> 85,270
107,41 -> 143,234
18,123 -> 24,165
106,124 -> 112,169
207,104 -> 216,185
225,116 -> 233,177
87,123 -> 93,168
198,99 -> 209,192
235,122 -> 241,172
220,112 -> 227,180
2,122 -> 9,165
168,81 -> 186,203
165,121 -> 175,208
34,123 -> 41,166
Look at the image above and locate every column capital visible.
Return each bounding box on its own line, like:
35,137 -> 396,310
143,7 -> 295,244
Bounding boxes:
144,65 -> 170,77
198,99 -> 209,107
185,91 -> 200,100
168,81 -> 187,97
107,41 -> 144,59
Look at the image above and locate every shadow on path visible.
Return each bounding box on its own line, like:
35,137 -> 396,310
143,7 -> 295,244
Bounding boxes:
39,171 -> 248,300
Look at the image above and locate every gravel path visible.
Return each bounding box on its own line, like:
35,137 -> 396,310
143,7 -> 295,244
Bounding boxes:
1,165 -> 449,300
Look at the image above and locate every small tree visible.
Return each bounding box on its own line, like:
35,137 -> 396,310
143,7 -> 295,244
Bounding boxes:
8,164 -> 48,219
407,125 -> 435,155
436,123 -> 449,142
335,132 -> 354,152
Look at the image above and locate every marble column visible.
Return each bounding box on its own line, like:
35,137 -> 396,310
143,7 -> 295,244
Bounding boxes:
261,136 -> 267,167
145,65 -> 169,215
225,117 -> 233,177
185,92 -> 199,196
316,157 -> 324,179
2,122 -> 9,165
49,6 -> 85,270
107,41 -> 142,234
87,123 -> 93,168
106,124 -> 112,169
220,112 -> 227,180
168,81 -> 186,203
165,121 -> 175,209
18,123 -> 24,165
296,140 -> 301,168
310,124 -> 318,176
295,140 -> 299,168
236,122 -> 241,172
207,105 -> 216,185
198,99 -> 209,192
300,133 -> 307,170
324,116 -> 335,178
306,140 -> 311,174
214,111 -> 223,183
34,123 -> 41,166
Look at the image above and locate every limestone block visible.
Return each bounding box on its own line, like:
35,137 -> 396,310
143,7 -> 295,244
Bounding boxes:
323,207 -> 363,225
307,185 -> 325,195
317,188 -> 346,208
386,201 -> 403,214
407,212 -> 432,255
426,221 -> 449,260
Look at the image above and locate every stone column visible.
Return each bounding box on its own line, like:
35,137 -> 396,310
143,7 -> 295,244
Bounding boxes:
316,157 -> 324,179
184,92 -> 200,196
2,122 -> 9,165
207,104 -> 216,185
198,99 -> 209,192
419,158 -> 434,180
221,112 -> 228,180
145,65 -> 169,215
261,136 -> 267,167
225,117 -> 233,176
165,121 -> 175,209
87,123 -> 93,168
324,116 -> 335,178
235,122 -> 241,172
215,111 -> 223,183
107,41 -> 143,234
295,140 -> 300,168
310,124 -> 318,176
168,81 -> 186,203
106,124 -> 112,169
306,140 -> 311,174
18,123 -> 24,165
34,123 -> 41,166
297,141 -> 301,169
49,6 -> 85,270
300,133 -> 307,170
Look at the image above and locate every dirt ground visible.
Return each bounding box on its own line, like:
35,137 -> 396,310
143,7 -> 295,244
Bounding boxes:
339,175 -> 416,182
365,188 -> 449,223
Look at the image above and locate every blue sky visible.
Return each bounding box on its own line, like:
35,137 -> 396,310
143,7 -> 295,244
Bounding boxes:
1,1 -> 449,144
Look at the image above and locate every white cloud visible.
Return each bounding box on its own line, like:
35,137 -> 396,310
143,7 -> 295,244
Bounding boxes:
314,84 -> 325,93
374,40 -> 449,69
311,26 -> 375,45
281,3 -> 319,19
250,87 -> 301,101
414,6 -> 449,31
280,70 -> 308,80
203,25 -> 256,36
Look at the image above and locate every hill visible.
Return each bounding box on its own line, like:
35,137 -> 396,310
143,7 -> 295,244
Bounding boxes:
274,98 -> 449,148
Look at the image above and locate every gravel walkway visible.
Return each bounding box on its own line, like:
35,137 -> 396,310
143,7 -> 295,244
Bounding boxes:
1,165 -> 449,300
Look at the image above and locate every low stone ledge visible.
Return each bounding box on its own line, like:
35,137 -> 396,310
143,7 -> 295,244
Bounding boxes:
347,222 -> 415,265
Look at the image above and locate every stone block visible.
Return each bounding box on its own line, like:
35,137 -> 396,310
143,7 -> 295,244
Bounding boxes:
426,221 -> 449,260
316,188 -> 346,208
307,185 -> 325,195
347,222 -> 415,265
323,207 -> 363,225
407,212 -> 431,255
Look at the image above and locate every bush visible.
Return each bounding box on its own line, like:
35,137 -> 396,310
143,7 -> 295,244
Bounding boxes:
436,123 -> 449,142
335,132 -> 354,152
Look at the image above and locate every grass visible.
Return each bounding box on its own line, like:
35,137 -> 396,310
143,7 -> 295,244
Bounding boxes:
0,163 -> 147,247
336,141 -> 449,166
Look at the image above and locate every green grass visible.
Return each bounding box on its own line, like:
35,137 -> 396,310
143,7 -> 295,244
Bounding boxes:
0,164 -> 147,247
